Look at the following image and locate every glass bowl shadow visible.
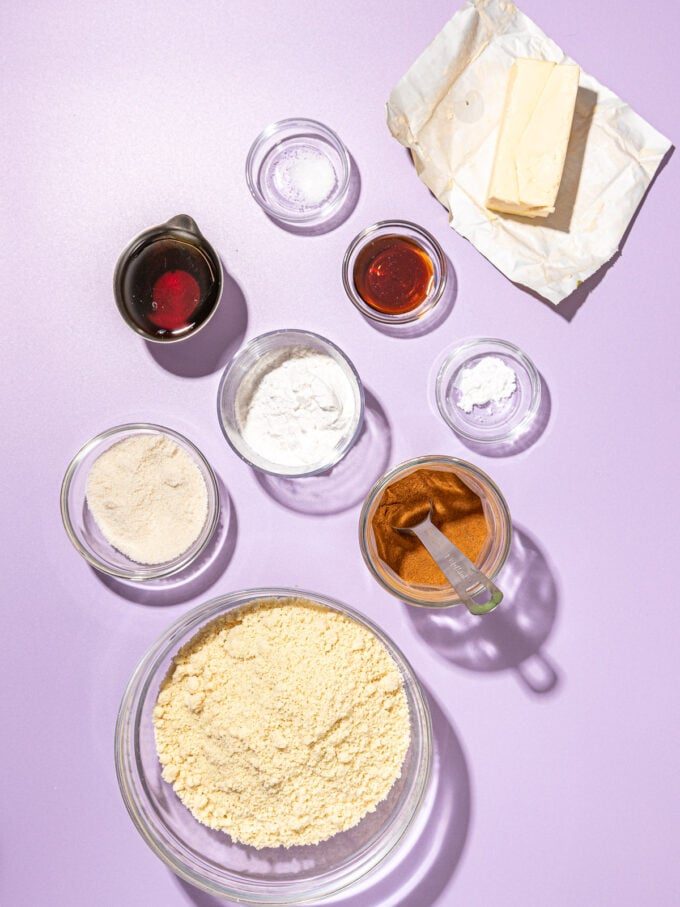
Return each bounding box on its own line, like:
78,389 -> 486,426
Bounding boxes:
60,423 -> 220,581
217,329 -> 365,478
359,456 -> 512,608
115,588 -> 432,904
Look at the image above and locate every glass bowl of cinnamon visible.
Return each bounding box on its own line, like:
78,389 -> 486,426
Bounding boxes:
359,456 -> 511,608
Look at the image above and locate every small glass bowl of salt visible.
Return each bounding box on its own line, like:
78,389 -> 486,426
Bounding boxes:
436,338 -> 541,445
245,118 -> 351,227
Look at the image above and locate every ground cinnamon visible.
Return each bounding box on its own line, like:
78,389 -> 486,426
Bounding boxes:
371,467 -> 488,587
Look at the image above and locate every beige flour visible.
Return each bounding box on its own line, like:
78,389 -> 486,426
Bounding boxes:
153,598 -> 411,848
86,433 -> 208,565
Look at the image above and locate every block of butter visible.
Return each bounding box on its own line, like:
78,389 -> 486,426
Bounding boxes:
486,58 -> 580,218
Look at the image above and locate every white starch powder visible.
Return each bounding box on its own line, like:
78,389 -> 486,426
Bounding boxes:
86,433 -> 209,565
455,355 -> 518,413
237,348 -> 357,469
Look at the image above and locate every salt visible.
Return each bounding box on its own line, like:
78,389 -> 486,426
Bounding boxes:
269,144 -> 337,211
455,355 -> 517,413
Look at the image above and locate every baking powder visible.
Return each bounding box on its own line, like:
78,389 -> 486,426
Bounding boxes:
455,355 -> 517,413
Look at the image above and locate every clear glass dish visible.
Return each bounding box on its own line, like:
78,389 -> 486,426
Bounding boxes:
359,456 -> 512,608
60,423 -> 220,581
115,587 -> 432,904
436,338 -> 541,444
246,118 -> 351,227
217,329 -> 365,478
342,220 -> 447,325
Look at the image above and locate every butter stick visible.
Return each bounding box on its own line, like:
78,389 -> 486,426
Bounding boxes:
486,58 -> 580,218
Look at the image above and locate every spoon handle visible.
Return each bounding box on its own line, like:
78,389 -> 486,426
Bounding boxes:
409,521 -> 503,616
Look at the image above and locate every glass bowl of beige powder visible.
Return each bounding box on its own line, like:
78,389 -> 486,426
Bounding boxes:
115,588 -> 432,903
60,423 -> 220,581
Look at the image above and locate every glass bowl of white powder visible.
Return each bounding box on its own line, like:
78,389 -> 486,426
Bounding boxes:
115,587 -> 432,903
436,338 -> 541,445
60,423 -> 220,581
217,329 -> 365,477
246,118 -> 351,227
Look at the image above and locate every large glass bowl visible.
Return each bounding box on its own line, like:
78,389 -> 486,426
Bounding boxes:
359,456 -> 512,608
115,588 -> 432,903
60,423 -> 220,581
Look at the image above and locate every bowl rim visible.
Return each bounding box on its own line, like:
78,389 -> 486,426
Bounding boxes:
435,337 -> 542,443
216,328 -> 366,478
245,117 -> 351,225
59,422 -> 221,581
114,587 -> 433,903
341,219 -> 448,325
358,454 -> 513,608
112,214 -> 224,345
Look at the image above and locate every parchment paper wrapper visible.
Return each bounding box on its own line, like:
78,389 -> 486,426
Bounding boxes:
387,0 -> 671,304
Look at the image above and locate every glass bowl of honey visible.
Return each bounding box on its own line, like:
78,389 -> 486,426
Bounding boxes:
342,220 -> 447,326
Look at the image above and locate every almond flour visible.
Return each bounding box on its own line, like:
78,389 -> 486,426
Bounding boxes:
85,433 -> 208,565
153,598 -> 411,848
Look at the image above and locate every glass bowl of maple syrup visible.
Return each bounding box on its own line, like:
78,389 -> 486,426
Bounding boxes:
114,215 -> 223,343
342,220 -> 447,326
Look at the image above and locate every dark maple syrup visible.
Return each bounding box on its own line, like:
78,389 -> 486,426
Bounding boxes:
120,236 -> 220,339
353,234 -> 434,316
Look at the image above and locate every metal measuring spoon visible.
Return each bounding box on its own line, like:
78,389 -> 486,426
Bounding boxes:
395,506 -> 503,615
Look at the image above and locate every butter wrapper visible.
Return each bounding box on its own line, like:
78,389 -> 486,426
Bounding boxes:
387,0 -> 671,304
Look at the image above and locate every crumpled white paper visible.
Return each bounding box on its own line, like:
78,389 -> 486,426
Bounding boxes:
387,0 -> 671,304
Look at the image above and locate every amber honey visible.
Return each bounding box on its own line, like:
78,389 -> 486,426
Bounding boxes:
352,234 -> 434,316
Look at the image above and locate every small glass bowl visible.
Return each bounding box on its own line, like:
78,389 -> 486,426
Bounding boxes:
60,423 -> 220,581
342,220 -> 447,326
359,456 -> 512,608
246,118 -> 351,227
217,329 -> 365,478
436,338 -> 541,444
115,587 -> 432,903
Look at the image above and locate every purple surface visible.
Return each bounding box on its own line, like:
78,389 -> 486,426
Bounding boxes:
2,1 -> 679,904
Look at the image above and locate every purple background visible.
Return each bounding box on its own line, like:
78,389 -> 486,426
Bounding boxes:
2,1 -> 679,904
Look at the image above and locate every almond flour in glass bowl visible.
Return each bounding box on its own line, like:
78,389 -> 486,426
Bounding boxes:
115,588 -> 431,904
60,423 -> 220,581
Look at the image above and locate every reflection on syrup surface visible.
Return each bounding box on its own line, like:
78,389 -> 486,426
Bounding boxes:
120,237 -> 220,340
353,234 -> 434,316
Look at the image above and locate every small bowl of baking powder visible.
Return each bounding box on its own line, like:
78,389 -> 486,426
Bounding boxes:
217,329 -> 365,477
436,337 -> 541,445
60,423 -> 220,581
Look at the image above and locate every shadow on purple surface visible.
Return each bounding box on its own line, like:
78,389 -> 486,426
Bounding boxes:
173,689 -> 470,907
146,269 -> 248,378
526,144 -> 675,322
255,389 -> 391,515
456,374 -> 551,459
263,152 -> 361,236
406,526 -> 561,696
93,483 -> 237,606
360,255 -> 457,340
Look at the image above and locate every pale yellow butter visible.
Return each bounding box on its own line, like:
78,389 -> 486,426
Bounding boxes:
487,58 -> 580,218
